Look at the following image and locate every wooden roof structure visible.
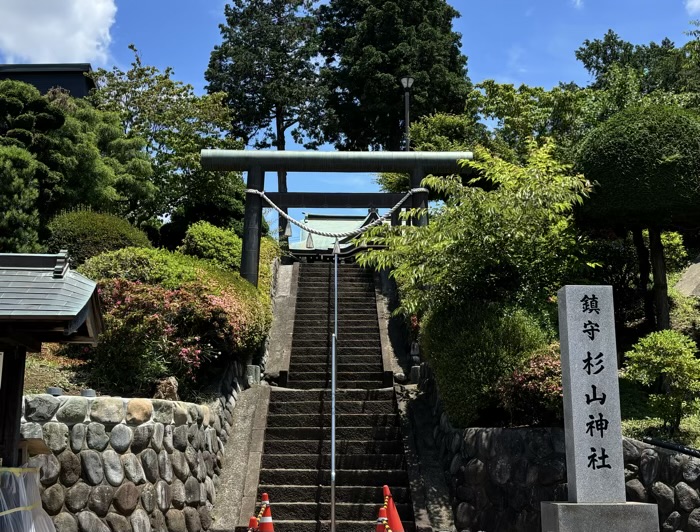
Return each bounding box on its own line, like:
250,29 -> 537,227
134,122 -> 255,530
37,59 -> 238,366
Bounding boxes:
0,250 -> 103,350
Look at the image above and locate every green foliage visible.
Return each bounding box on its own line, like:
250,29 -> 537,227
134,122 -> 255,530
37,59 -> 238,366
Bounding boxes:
625,330 -> 700,434
258,237 -> 281,298
496,344 -> 563,426
659,231 -> 689,273
670,285 -> 700,346
179,221 -> 243,271
376,112 -> 487,193
359,140 -> 591,316
79,248 -> 272,397
422,302 -> 548,427
317,0 -> 473,150
577,104 -> 700,227
46,210 -> 152,266
0,145 -> 40,252
90,46 -> 246,227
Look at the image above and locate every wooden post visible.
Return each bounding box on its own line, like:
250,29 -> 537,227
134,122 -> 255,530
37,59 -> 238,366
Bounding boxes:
240,166 -> 264,287
0,344 -> 27,467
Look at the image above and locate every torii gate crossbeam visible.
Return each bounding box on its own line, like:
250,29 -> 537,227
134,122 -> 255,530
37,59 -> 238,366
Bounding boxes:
200,150 -> 473,287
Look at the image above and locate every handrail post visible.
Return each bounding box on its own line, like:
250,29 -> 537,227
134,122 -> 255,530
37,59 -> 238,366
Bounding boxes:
331,251 -> 339,532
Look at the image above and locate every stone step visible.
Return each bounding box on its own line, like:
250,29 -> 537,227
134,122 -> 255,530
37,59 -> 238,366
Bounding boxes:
288,380 -> 383,390
264,426 -> 400,441
296,294 -> 375,302
295,303 -> 377,311
288,363 -> 383,374
294,324 -> 379,333
236,521 -> 415,532
269,501 -> 413,521
289,372 -> 384,383
291,332 -> 380,343
258,468 -> 409,487
292,339 -> 380,349
268,401 -> 395,415
261,453 -> 406,470
269,389 -> 394,401
263,440 -> 403,455
255,484 -> 410,503
266,413 -> 398,428
289,354 -> 380,364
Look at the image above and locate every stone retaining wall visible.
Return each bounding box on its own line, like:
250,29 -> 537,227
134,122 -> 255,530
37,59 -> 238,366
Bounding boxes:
420,363 -> 700,532
20,362 -> 245,532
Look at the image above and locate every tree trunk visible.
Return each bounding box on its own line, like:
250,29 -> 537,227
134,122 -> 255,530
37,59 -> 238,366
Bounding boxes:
648,227 -> 670,330
631,228 -> 654,325
275,105 -> 289,249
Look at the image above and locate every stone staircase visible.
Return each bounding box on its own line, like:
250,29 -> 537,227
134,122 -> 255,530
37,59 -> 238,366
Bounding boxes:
256,262 -> 415,531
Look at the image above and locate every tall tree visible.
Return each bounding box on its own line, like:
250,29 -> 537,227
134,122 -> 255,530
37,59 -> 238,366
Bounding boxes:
0,145 -> 40,252
576,29 -> 689,95
318,0 -> 472,151
205,0 -> 321,241
0,80 -> 154,233
90,46 -> 247,243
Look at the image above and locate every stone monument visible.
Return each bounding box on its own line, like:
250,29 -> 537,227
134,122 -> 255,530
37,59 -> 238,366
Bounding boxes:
541,285 -> 659,532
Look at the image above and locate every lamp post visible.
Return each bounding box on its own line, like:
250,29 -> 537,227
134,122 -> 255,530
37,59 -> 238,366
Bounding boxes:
400,76 -> 414,151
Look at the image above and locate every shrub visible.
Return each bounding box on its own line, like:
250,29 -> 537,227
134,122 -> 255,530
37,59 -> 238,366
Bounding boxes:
624,330 -> 700,435
421,302 -> 549,427
179,221 -> 242,271
497,344 -> 563,426
78,247 -> 271,396
46,210 -> 151,266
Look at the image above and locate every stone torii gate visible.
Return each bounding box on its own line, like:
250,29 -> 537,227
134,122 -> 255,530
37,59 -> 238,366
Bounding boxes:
200,150 -> 473,287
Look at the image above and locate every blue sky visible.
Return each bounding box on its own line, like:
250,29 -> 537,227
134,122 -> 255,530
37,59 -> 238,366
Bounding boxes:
0,0 -> 697,238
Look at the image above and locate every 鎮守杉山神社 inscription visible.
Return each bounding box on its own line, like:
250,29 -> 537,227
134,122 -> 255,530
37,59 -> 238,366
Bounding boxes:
540,286 -> 659,532
559,286 -> 625,502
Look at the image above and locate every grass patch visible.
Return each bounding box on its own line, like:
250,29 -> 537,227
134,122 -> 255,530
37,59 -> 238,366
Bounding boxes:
23,345 -> 90,395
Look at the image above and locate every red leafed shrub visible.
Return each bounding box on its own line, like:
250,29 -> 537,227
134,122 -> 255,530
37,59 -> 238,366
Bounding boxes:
78,247 -> 273,397
496,344 -> 564,426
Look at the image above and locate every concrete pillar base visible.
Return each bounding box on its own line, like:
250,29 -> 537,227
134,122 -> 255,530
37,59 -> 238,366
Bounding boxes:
541,502 -> 659,532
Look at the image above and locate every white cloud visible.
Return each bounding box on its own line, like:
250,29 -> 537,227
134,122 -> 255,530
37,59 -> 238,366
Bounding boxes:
572,0 -> 584,8
687,0 -> 700,14
0,0 -> 116,64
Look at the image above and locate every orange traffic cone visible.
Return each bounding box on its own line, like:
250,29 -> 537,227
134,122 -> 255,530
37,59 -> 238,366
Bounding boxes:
259,503 -> 274,531
383,485 -> 404,532
376,507 -> 388,531
247,516 -> 258,531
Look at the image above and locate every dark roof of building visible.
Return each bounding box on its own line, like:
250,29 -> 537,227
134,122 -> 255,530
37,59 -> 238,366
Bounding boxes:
0,63 -> 96,91
0,63 -> 93,74
0,251 -> 103,347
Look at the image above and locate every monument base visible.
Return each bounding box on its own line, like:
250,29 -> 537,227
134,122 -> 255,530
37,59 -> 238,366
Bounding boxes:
541,502 -> 659,532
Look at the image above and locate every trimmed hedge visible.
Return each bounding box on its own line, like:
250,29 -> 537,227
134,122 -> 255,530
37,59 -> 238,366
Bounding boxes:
46,210 -> 151,266
577,105 -> 700,227
79,247 -> 271,396
421,301 -> 548,427
179,221 -> 243,271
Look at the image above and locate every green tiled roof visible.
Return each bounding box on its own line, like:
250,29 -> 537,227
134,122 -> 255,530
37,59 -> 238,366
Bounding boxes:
290,212 -> 379,251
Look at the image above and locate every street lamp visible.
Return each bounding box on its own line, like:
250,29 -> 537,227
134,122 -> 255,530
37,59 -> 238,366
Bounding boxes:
400,76 -> 414,151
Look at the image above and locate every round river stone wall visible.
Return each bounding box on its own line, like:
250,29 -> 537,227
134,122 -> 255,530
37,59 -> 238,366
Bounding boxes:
419,362 -> 700,532
20,362 -> 243,532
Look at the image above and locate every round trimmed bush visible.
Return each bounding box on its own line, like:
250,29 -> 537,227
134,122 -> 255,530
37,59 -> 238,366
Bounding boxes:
577,105 -> 700,227
46,210 -> 151,266
179,221 -> 243,271
421,302 -> 549,427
